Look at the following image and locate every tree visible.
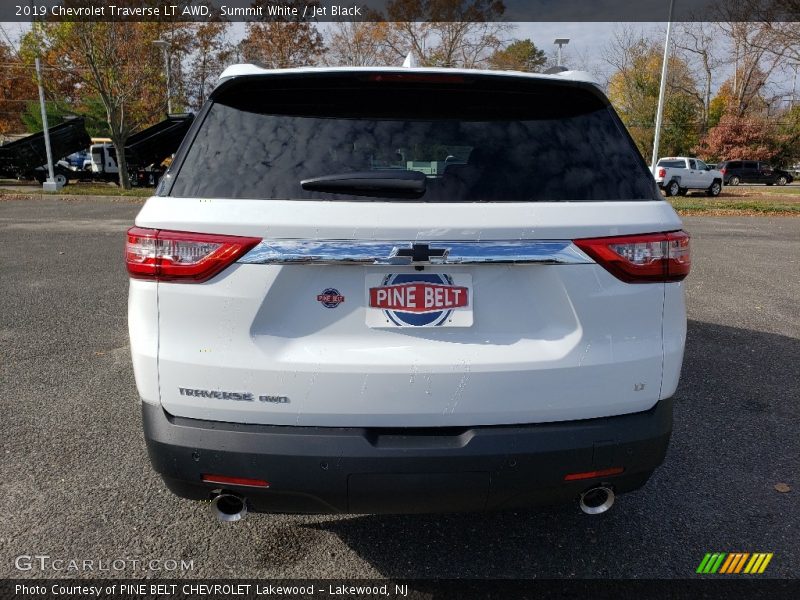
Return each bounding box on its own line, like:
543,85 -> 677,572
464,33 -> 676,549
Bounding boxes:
604,29 -> 702,159
487,39 -> 546,72
694,113 -> 778,162
673,22 -> 725,133
23,20 -> 187,188
185,20 -> 233,110
21,95 -> 109,137
326,21 -> 394,66
0,39 -> 38,135
239,1 -> 325,68
379,0 -> 510,68
772,104 -> 800,166
714,2 -> 800,66
715,21 -> 793,117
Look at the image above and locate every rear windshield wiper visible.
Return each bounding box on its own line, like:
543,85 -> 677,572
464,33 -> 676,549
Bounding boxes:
300,170 -> 427,198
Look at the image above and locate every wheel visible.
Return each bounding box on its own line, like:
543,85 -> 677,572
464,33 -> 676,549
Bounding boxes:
777,176 -> 787,186
665,180 -> 681,197
706,181 -> 722,197
729,176 -> 740,186
54,172 -> 68,187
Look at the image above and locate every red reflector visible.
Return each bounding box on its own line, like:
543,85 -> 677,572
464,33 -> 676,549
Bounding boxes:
564,467 -> 624,481
574,230 -> 690,283
125,227 -> 261,283
202,474 -> 270,488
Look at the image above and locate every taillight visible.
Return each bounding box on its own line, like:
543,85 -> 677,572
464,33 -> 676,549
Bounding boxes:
574,230 -> 690,283
126,227 -> 261,283
720,168 -> 727,175
657,167 -> 666,178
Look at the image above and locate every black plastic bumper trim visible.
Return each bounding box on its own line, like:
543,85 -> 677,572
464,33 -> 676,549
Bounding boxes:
142,399 -> 672,514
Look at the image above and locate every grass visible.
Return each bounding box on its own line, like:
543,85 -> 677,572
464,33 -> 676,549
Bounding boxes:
669,197 -> 800,216
0,182 -> 152,197
726,185 -> 800,196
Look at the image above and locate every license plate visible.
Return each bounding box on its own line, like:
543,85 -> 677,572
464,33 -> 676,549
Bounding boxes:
365,273 -> 473,327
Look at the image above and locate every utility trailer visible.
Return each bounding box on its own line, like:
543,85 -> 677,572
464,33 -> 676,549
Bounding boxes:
0,117 -> 91,187
90,114 -> 194,187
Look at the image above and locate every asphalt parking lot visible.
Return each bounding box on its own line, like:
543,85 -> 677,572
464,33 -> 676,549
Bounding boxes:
0,197 -> 797,579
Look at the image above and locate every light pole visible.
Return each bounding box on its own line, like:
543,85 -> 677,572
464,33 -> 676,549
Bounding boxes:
554,38 -> 570,67
651,0 -> 675,169
35,56 -> 59,191
792,63 -> 799,108
152,39 -> 171,114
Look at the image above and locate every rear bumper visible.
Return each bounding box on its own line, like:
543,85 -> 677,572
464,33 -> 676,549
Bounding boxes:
142,399 -> 672,514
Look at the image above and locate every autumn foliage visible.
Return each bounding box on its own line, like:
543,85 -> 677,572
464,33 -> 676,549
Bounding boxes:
695,113 -> 781,162
0,43 -> 37,136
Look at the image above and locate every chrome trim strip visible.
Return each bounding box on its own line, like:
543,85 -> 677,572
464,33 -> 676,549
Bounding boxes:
238,240 -> 593,265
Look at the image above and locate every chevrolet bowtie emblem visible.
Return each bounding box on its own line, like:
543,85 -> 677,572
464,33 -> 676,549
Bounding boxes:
391,243 -> 450,262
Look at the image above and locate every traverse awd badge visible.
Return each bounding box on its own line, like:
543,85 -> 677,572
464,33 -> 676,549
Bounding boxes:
366,273 -> 473,328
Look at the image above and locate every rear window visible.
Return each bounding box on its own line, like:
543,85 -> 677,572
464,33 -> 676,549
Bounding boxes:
168,74 -> 659,202
657,159 -> 686,168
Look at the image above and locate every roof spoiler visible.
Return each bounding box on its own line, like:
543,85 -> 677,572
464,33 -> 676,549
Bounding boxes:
550,69 -> 601,87
215,63 -> 603,88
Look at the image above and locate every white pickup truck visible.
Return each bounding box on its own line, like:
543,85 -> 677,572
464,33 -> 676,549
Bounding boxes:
652,157 -> 723,197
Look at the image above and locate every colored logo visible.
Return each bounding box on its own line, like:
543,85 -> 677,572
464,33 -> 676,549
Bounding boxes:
696,552 -> 773,574
317,288 -> 345,308
369,273 -> 468,326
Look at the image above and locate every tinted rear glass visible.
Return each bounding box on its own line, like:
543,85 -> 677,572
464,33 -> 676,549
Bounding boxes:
168,74 -> 659,202
657,159 -> 686,168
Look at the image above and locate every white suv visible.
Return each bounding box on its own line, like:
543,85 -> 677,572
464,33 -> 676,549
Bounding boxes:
127,66 -> 689,520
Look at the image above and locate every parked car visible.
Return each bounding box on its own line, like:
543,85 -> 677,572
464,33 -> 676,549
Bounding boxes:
717,160 -> 794,186
652,156 -> 723,196
774,168 -> 795,185
127,66 -> 689,520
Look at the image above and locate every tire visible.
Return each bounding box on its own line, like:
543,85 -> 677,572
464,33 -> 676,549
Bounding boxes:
729,176 -> 740,186
665,180 -> 681,197
706,181 -> 722,197
777,176 -> 787,186
54,172 -> 68,187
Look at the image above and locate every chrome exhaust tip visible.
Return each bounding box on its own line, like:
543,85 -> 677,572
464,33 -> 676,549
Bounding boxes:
579,486 -> 615,515
211,493 -> 247,522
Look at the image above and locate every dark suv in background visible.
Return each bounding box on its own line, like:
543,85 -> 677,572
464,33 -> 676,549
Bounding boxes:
717,160 -> 794,186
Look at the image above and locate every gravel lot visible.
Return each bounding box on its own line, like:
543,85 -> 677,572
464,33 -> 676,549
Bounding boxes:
0,197 -> 797,579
